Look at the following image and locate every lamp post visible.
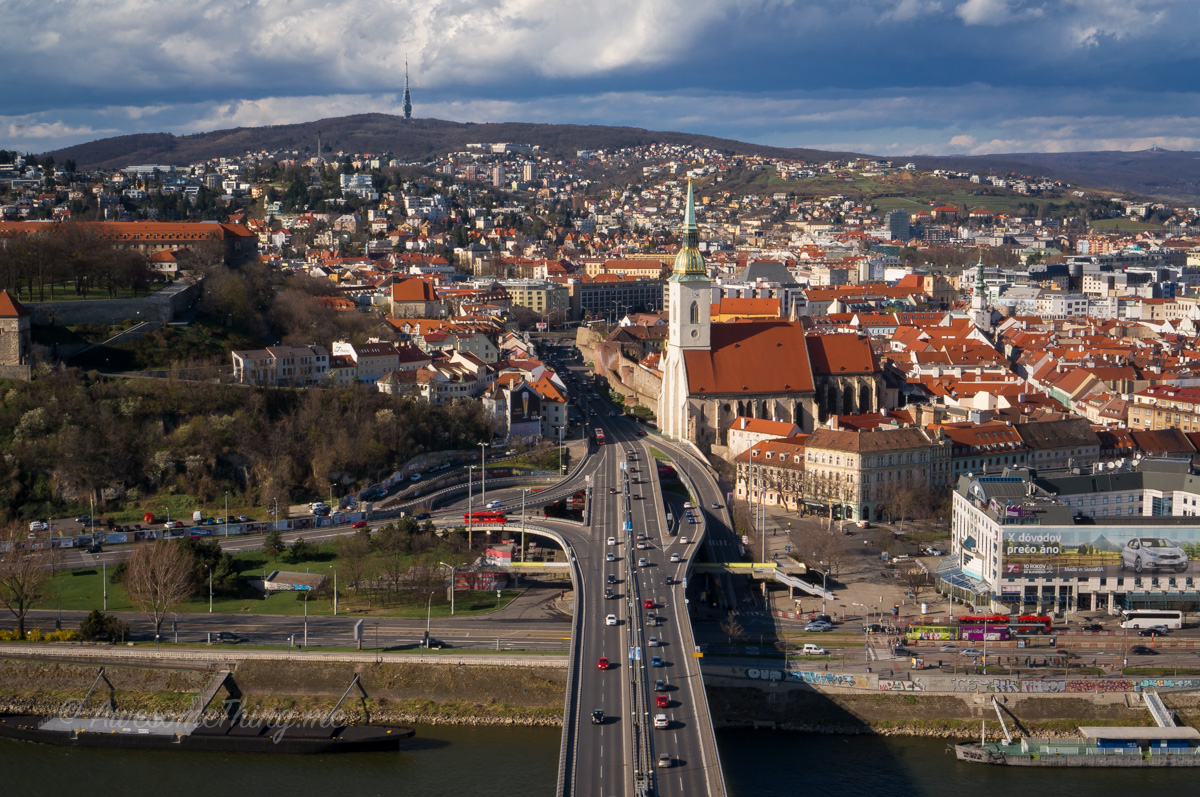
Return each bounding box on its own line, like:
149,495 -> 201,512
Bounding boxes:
467,465 -> 475,550
224,492 -> 229,538
97,555 -> 107,611
303,590 -> 309,647
206,564 -> 213,613
424,591 -> 435,647
479,443 -> 487,507
521,488 -> 529,563
439,562 -> 456,616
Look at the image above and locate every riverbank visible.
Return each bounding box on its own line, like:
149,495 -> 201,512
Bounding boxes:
5,652 -> 1200,740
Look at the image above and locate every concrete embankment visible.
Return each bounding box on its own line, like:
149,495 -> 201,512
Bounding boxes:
0,653 -> 566,728
704,673 -> 1200,739
6,648 -> 1200,738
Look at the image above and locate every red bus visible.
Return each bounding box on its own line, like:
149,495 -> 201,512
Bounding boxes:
957,616 -> 1010,642
1011,615 -> 1052,635
594,428 -> 605,446
463,511 -> 507,525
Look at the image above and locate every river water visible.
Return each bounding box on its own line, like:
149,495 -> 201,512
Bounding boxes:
4,724 -> 1196,796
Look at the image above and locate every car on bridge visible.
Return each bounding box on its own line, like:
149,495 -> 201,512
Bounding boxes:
650,656 -> 663,667
679,536 -> 689,544
655,694 -> 669,708
606,552 -> 616,562
1139,626 -> 1170,636
653,714 -> 670,729
638,557 -> 648,567
637,541 -> 648,550
658,753 -> 672,768
605,588 -> 615,599
597,657 -> 610,670
670,553 -> 682,563
654,679 -> 667,692
606,614 -> 618,626
1130,645 -> 1159,655
643,598 -> 654,609
607,573 -> 616,583
648,636 -> 659,646
607,536 -> 617,545
591,709 -> 605,724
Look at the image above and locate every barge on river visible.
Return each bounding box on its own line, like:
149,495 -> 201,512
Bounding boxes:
955,726 -> 1200,767
0,714 -> 415,754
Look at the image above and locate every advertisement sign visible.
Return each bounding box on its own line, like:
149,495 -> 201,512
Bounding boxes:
509,385 -> 541,425
1002,526 -> 1200,578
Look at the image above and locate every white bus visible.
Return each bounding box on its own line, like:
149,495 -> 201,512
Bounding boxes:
1119,609 -> 1184,630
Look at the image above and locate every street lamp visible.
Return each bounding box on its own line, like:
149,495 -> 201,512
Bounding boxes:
467,464 -> 475,551
439,562 -> 456,616
424,591 -> 435,647
206,564 -> 213,613
521,488 -> 530,562
479,443 -> 487,507
96,554 -> 107,611
303,590 -> 309,647
224,491 -> 229,538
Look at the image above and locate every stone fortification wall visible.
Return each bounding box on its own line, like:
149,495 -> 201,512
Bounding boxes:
27,281 -> 201,326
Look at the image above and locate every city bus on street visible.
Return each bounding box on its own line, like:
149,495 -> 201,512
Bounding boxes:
463,511 -> 507,525
1120,609 -> 1183,630
594,428 -> 605,446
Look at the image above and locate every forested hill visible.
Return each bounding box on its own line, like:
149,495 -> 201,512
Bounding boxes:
42,114 -> 1200,202
42,114 -> 846,170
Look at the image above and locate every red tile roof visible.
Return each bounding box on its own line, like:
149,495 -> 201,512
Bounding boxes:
684,321 -> 815,395
0,290 -> 29,317
805,333 -> 878,376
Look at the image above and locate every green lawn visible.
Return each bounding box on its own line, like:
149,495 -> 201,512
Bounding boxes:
1089,218 -> 1162,232
21,283 -> 165,303
37,542 -> 519,621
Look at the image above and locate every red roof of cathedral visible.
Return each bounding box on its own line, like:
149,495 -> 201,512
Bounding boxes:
684,321 -> 814,395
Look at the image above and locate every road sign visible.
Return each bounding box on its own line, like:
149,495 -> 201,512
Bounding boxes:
353,619 -> 364,641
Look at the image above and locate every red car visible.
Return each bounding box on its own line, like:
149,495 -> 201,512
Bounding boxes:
597,657 -> 610,670
643,598 -> 654,609
351,520 -> 368,529
656,695 -> 670,708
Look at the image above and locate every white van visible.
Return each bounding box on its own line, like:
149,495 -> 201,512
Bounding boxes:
802,643 -> 828,656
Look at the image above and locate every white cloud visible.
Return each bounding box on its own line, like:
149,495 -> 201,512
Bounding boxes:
955,0 -> 1043,25
882,0 -> 943,22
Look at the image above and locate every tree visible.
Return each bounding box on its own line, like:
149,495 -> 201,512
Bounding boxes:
79,609 -> 129,642
124,541 -> 196,636
809,522 -> 848,579
263,528 -> 285,561
0,525 -> 50,638
336,530 -> 372,590
901,566 -> 934,603
720,611 -> 745,643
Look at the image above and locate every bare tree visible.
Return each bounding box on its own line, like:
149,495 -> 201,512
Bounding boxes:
125,541 -> 196,636
336,530 -> 372,590
901,566 -> 934,603
720,611 -> 745,643
809,523 -> 848,579
0,526 -> 51,638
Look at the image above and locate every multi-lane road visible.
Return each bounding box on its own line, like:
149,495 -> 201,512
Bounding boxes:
565,411 -> 725,797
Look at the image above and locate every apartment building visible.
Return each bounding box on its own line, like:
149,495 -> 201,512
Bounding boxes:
231,344 -> 329,386
949,462 -> 1200,614
802,426 -> 936,522
1129,385 -> 1200,433
734,437 -> 807,511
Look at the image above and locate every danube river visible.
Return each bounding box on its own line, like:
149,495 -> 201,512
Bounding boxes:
3,726 -> 1198,796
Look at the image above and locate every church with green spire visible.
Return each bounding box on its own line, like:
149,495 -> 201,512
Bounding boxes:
657,180 -> 886,452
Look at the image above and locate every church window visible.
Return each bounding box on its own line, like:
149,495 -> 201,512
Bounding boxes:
689,301 -> 699,324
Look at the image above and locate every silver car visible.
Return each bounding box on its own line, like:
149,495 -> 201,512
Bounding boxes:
1121,537 -> 1188,573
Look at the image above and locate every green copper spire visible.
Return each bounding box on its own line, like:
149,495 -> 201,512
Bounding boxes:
671,179 -> 707,281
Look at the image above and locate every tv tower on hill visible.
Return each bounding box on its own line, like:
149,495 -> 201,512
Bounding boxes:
403,57 -> 413,120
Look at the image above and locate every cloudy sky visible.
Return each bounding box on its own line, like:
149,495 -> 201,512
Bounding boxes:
3,0 -> 1198,156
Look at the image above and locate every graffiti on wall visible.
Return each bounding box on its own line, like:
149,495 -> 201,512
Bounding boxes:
789,671 -> 871,688
879,679 -> 926,692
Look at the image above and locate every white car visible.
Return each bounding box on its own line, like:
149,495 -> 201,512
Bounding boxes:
805,622 -> 832,632
679,536 -> 689,545
606,552 -> 616,562
605,614 -> 618,626
653,714 -> 669,729
486,500 -> 503,509
670,552 -> 682,563
638,557 -> 649,567
28,520 -> 48,532
637,541 -> 648,550
607,536 -> 617,546
648,636 -> 660,647
1121,537 -> 1188,573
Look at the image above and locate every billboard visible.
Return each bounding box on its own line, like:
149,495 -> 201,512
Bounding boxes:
1002,526 -> 1200,578
509,385 -> 541,425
